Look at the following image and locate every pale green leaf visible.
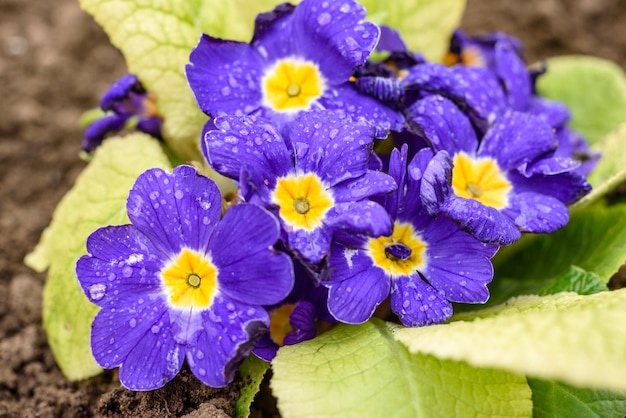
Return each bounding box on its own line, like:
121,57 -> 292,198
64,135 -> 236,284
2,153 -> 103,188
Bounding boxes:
494,205 -> 626,284
25,134 -> 171,380
536,55 -> 626,145
395,290 -> 626,393
236,355 -> 270,418
529,378 -> 626,418
79,0 -> 286,162
272,319 -> 532,418
359,0 -> 466,62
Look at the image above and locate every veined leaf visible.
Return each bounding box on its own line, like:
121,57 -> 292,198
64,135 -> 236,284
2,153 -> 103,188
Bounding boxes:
529,378 -> 626,418
272,319 -> 531,418
25,134 -> 172,380
396,290 -> 626,393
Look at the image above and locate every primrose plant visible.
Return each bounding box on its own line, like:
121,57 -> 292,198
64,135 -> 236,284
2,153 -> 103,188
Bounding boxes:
27,0 -> 626,416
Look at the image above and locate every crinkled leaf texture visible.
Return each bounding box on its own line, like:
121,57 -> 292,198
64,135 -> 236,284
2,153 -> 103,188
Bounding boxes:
271,319 -> 532,418
360,0 -> 466,62
25,134 -> 171,380
79,0 -> 286,162
236,355 -> 270,418
396,289 -> 626,394
537,55 -> 626,146
529,378 -> 626,418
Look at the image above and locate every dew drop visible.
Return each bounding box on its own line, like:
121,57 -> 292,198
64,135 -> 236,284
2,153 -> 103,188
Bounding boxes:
317,12 -> 331,25
198,368 -> 207,376
226,302 -> 236,312
174,190 -> 184,200
196,350 -> 205,360
221,86 -> 231,96
88,283 -> 106,301
129,318 -> 137,328
151,324 -> 161,334
122,266 -> 133,278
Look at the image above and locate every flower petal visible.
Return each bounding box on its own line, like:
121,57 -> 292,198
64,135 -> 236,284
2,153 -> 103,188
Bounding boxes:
320,83 -> 405,135
90,297 -> 174,388
478,111 -> 556,171
331,171 -> 396,203
77,225 -> 163,306
390,274 -> 453,327
117,317 -> 185,391
405,95 -> 477,154
186,294 -> 269,387
326,246 -> 389,324
421,217 -> 496,303
292,0 -> 379,84
503,192 -> 570,234
186,35 -> 265,116
126,166 -> 222,255
327,200 -> 392,238
204,115 -> 292,181
290,110 -> 375,186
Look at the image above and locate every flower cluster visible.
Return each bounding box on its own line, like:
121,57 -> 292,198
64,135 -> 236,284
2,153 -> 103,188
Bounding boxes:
77,0 -> 592,390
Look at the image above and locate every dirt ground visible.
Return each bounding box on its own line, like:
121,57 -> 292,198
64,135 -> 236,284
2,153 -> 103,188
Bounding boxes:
1,0 -> 625,416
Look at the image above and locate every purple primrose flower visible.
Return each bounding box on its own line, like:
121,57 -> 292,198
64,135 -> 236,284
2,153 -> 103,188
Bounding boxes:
185,0 -> 403,137
76,165 -> 294,390
203,110 -> 396,265
323,145 -> 498,327
411,95 -> 586,245
83,74 -> 163,152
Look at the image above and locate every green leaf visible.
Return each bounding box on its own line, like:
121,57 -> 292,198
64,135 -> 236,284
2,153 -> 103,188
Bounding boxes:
494,204 -> 626,285
236,355 -> 270,418
536,55 -> 626,145
395,289 -> 626,393
271,319 -> 532,418
536,266 -> 606,297
359,0 -> 466,62
25,134 -> 171,380
529,378 -> 626,418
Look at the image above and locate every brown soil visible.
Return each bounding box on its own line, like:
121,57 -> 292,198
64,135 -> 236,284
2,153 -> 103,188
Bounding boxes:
1,0 -> 625,416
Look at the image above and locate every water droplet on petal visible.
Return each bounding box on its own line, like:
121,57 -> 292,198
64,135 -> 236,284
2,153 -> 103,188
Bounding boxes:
174,190 -> 184,200
129,318 -> 137,328
317,12 -> 331,25
88,283 -> 106,301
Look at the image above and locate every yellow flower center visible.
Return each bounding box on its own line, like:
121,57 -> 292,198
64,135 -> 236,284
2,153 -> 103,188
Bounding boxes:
271,172 -> 334,231
269,304 -> 297,346
261,58 -> 326,113
160,248 -> 218,309
367,222 -> 427,277
452,152 -> 512,209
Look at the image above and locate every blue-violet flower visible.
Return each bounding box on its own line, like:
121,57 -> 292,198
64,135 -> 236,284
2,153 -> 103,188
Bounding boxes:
204,110 -> 396,265
185,0 -> 403,137
76,165 -> 294,390
323,145 -> 498,326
